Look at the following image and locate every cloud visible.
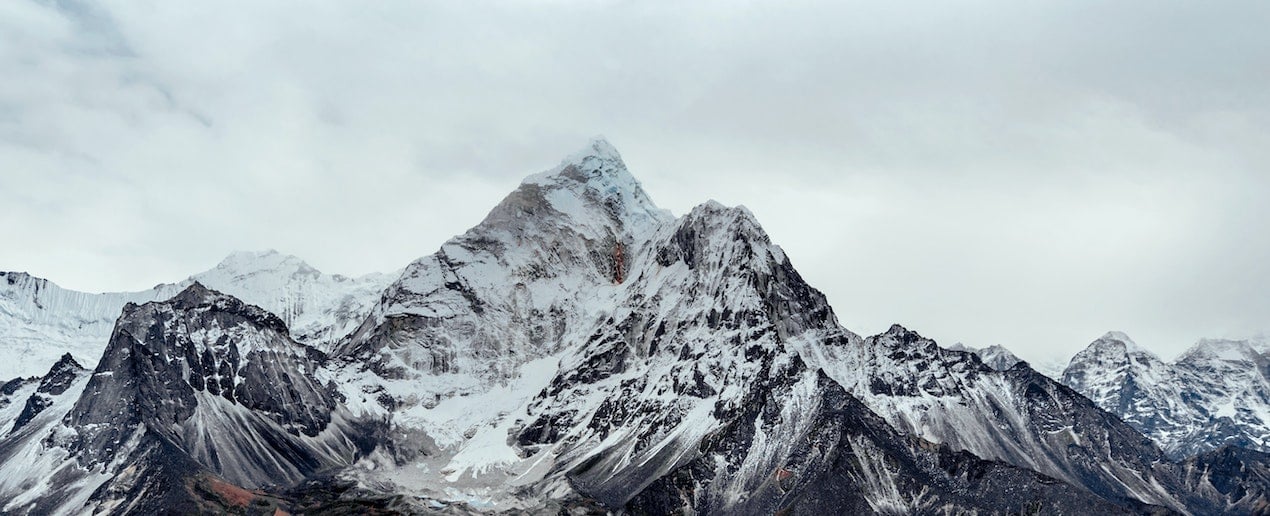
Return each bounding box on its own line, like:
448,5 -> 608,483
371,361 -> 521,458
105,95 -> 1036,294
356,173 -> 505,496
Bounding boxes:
1,0 -> 1267,362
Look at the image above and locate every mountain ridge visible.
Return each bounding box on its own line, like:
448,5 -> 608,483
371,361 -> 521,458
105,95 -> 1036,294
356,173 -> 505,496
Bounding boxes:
2,140 -> 1269,514
0,250 -> 395,380
1064,331 -> 1270,459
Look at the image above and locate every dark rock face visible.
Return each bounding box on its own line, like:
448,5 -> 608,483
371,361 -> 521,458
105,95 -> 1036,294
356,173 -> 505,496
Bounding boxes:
10,353 -> 84,433
1181,446 -> 1270,514
1,377 -> 29,397
55,283 -> 366,498
628,369 -> 1146,515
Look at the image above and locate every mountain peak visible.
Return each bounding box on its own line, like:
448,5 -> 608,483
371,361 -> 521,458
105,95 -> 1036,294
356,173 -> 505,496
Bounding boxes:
491,138 -> 672,235
1064,332 -> 1165,384
567,135 -> 621,163
1090,330 -> 1152,356
524,137 -> 628,188
1178,338 -> 1260,365
886,323 -> 912,335
1100,330 -> 1135,344
50,352 -> 82,372
166,281 -> 228,310
213,249 -> 316,275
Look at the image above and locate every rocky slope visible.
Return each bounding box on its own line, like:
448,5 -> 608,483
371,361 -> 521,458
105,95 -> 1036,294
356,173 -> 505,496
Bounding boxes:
0,251 -> 393,380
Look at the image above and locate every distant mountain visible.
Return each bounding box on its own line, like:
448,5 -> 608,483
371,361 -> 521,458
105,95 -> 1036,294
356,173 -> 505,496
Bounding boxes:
946,342 -> 1024,371
0,251 -> 393,380
1063,332 -> 1270,459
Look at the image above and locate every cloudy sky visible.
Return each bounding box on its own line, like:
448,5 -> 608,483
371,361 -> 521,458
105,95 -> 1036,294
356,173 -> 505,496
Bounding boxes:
3,0 -> 1267,365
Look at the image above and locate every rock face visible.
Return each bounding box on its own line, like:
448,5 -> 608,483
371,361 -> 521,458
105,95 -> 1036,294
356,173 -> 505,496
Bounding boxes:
1180,446 -> 1270,514
628,370 -> 1143,515
0,251 -> 392,380
10,353 -> 83,433
4,139 -> 1270,514
1062,332 -> 1270,459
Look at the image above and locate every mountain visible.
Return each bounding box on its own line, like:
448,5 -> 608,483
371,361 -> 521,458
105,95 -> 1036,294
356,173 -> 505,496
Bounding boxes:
0,271 -> 183,382
509,200 -> 1141,514
794,324 -> 1214,511
3,138 -> 1270,514
192,250 -> 396,350
1063,332 -> 1270,459
0,283 -> 372,514
322,138 -> 683,505
946,342 -> 1024,371
0,251 -> 393,380
322,139 -> 1262,513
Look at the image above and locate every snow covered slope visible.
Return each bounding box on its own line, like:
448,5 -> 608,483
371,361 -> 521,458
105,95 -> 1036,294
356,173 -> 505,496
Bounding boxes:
0,251 -> 393,380
193,250 -> 395,350
1063,332 -> 1270,459
0,272 -> 183,381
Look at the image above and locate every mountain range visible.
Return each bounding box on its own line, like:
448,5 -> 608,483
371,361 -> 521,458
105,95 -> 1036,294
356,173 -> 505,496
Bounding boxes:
2,139 -> 1268,514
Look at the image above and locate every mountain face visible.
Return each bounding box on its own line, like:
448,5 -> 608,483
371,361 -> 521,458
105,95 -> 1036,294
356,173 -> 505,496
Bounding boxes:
3,139 -> 1270,514
9,353 -> 83,433
1062,332 -> 1270,459
334,139 -> 670,388
0,283 -> 371,514
0,251 -> 393,380
509,201 -> 1141,514
0,271 -> 183,382
789,325 -> 1208,510
1181,446 -> 1270,514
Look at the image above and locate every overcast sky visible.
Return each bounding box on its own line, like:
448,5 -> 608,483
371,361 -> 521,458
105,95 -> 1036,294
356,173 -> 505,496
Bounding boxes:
3,1 -> 1268,366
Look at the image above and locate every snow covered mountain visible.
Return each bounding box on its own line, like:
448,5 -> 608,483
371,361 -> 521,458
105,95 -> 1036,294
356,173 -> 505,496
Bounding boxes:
0,251 -> 393,380
321,139 -> 1270,513
508,200 -> 1146,513
946,342 -> 1024,371
0,284 -> 371,514
1063,332 -> 1270,459
0,272 -> 183,381
3,138 -> 1270,514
